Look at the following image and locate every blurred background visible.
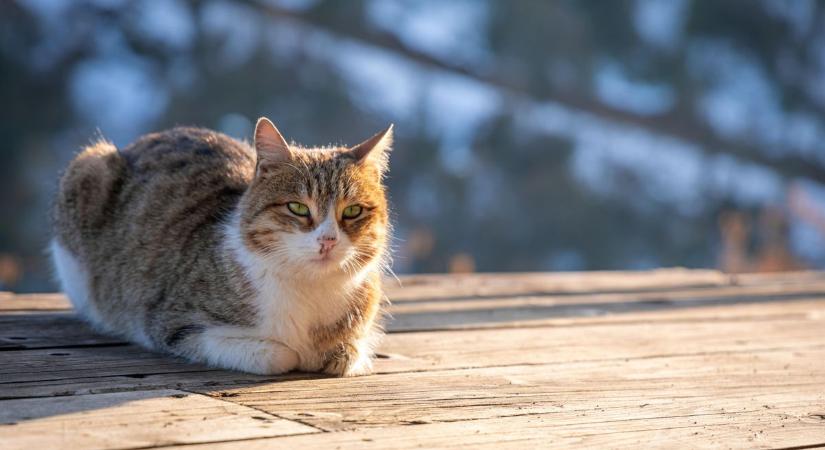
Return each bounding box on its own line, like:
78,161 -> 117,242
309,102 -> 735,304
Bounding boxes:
3,0 -> 825,292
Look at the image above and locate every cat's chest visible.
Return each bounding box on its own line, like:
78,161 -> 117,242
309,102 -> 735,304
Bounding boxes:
254,281 -> 351,349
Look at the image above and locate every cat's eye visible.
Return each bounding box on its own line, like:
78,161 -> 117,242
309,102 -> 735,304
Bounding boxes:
342,205 -> 362,219
287,202 -> 310,217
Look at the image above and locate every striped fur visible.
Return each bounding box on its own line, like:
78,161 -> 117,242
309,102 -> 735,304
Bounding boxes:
51,119 -> 392,376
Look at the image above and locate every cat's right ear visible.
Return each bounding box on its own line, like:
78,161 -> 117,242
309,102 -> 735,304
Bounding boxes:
254,117 -> 292,171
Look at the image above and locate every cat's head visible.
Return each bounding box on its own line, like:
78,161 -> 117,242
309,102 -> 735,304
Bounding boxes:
238,117 -> 391,278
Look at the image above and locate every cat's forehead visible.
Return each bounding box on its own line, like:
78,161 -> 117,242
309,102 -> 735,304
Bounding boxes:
284,147 -> 374,200
295,147 -> 351,179
293,144 -> 346,157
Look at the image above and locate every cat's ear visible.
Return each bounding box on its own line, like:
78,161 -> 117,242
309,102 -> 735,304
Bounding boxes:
348,124 -> 393,173
254,117 -> 292,167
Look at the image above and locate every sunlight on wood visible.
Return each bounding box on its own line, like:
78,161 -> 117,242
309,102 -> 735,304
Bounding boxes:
1,270 -> 824,449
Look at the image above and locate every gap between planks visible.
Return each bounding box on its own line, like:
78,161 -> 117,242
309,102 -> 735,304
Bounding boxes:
3,346 -> 824,448
120,351 -> 825,450
4,283 -> 825,350
3,270 -> 825,449
0,389 -> 321,450
1,304 -> 823,397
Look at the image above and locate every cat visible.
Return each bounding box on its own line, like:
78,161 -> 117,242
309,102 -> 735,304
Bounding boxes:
50,118 -> 393,376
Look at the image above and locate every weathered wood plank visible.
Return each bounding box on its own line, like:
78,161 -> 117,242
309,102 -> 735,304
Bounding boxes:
197,348 -> 825,431
5,270 -> 825,314
3,272 -> 825,450
0,389 -> 318,450
388,286 -> 825,331
0,313 -> 122,349
385,269 -> 733,301
0,371 -> 307,401
731,270 -> 825,286
0,293 -> 70,311
386,269 -> 822,300
0,268 -> 733,313
389,297 -> 825,332
4,304 -> 822,385
0,345 -> 215,385
171,408 -> 825,450
389,280 -> 825,310
4,283 -> 825,349
2,300 -> 822,399
4,329 -> 822,446
376,305 -> 825,373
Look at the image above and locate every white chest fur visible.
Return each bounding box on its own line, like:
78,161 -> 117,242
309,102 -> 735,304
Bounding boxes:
223,214 -> 370,368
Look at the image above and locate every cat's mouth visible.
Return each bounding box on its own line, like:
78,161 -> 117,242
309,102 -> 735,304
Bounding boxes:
311,252 -> 339,266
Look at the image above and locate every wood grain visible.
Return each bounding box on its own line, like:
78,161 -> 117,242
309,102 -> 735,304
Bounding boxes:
0,345 -> 214,385
2,300 -> 822,397
0,292 -> 70,311
0,268 -> 734,312
197,349 -> 825,431
0,313 -> 122,349
2,270 -> 825,449
0,389 -> 318,450
4,282 -> 825,349
172,408 -> 825,450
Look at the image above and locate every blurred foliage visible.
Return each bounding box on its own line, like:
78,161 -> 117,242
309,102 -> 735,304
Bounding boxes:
2,0 -> 825,291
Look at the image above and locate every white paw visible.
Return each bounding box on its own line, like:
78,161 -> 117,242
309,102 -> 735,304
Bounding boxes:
265,342 -> 300,374
324,350 -> 373,377
344,352 -> 374,377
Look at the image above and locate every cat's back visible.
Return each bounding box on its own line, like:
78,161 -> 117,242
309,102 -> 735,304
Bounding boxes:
120,126 -> 254,188
114,127 -> 255,251
52,127 -> 256,339
54,127 -> 255,253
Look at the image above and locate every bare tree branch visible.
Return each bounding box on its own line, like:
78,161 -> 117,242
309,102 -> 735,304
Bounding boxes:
244,0 -> 825,185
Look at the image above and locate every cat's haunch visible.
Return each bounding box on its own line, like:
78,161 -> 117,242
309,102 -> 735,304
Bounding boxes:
51,118 -> 393,376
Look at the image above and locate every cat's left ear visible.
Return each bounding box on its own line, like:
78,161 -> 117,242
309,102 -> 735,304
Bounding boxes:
254,117 -> 292,171
347,124 -> 393,174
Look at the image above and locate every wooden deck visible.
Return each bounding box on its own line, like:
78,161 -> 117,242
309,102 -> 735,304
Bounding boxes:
1,269 -> 825,449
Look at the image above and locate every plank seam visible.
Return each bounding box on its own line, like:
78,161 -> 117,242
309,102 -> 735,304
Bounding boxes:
387,312 -> 817,333
389,285 -> 825,304
104,430 -> 323,450
773,443 -> 825,450
3,343 -> 823,400
85,410 -> 825,450
0,342 -> 129,352
370,343 -> 825,375
185,388 -> 331,433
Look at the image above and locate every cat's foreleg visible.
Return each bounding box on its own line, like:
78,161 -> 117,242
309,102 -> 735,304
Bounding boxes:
188,326 -> 300,375
322,336 -> 375,377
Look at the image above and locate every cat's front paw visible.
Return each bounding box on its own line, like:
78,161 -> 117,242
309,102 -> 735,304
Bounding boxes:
265,341 -> 301,374
323,343 -> 373,377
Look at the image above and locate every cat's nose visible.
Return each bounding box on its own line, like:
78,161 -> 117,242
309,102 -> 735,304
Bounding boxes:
318,235 -> 337,253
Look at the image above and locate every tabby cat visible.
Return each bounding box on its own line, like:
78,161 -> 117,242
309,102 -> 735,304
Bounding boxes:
51,118 -> 393,376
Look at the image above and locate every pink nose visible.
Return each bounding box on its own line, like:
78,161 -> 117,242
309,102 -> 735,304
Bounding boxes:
318,236 -> 337,254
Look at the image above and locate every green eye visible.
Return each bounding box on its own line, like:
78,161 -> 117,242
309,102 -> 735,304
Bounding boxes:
287,202 -> 310,217
342,205 -> 362,219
